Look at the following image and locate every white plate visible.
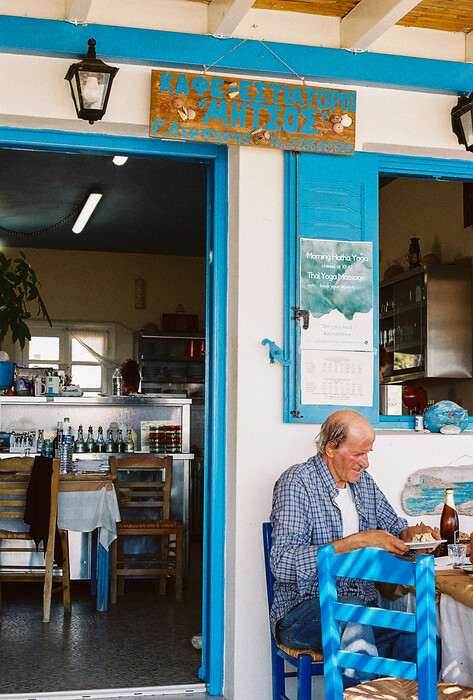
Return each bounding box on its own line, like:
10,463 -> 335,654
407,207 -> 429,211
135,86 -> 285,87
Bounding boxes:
406,539 -> 446,550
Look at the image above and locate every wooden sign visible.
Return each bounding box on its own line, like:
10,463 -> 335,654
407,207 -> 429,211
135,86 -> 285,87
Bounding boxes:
150,70 -> 356,155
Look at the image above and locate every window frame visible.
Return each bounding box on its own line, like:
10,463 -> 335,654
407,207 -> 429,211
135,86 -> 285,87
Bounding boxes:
16,320 -> 116,395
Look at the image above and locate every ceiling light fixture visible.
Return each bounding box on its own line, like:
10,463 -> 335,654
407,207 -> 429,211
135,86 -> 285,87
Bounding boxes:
451,93 -> 473,152
65,38 -> 119,124
72,191 -> 103,234
112,155 -> 128,166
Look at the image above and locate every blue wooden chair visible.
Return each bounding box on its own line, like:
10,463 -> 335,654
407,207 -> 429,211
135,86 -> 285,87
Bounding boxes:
263,522 -> 324,700
317,544 -> 473,700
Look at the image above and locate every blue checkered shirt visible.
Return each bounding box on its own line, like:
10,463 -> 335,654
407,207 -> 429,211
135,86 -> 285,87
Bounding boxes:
269,454 -> 408,636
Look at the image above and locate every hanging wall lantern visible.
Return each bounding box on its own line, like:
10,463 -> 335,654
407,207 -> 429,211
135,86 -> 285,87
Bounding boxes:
451,93 -> 473,152
65,38 -> 119,124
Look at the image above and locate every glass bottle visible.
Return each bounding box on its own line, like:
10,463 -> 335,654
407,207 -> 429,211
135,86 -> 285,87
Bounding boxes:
53,421 -> 63,459
36,429 -> 44,455
407,237 -> 421,270
86,426 -> 95,453
116,429 -> 125,453
42,438 -> 53,458
74,425 -> 85,453
112,367 -> 123,396
96,426 -> 106,453
125,428 -> 134,453
439,488 -> 459,557
105,427 -> 116,453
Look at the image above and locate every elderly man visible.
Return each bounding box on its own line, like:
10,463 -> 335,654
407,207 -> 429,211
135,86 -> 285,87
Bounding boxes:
270,408 -> 439,688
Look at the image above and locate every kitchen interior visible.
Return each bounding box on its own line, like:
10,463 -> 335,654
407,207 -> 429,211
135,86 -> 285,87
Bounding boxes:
0,146 -> 208,694
379,176 -> 473,419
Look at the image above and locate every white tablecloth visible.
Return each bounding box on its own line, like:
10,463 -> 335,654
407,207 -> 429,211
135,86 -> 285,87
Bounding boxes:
438,594 -> 473,686
57,486 -> 120,550
0,485 -> 120,551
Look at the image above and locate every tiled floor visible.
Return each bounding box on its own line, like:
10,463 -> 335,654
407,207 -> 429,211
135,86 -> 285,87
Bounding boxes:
0,562 -> 203,696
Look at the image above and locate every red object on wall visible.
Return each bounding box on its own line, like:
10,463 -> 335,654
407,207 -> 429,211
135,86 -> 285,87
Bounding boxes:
402,385 -> 427,414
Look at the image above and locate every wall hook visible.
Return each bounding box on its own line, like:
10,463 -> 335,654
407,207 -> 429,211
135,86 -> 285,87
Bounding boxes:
261,339 -> 291,366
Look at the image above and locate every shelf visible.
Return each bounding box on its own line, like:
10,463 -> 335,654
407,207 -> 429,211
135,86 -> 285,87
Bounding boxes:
380,301 -> 424,319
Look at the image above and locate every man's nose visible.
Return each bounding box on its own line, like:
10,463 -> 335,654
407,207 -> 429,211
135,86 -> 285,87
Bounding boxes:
359,454 -> 369,469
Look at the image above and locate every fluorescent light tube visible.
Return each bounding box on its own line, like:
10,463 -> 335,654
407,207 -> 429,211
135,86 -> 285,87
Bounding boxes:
72,191 -> 103,234
112,155 -> 128,166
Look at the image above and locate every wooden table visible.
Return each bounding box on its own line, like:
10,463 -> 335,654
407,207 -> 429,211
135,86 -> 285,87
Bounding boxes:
0,471 -> 120,612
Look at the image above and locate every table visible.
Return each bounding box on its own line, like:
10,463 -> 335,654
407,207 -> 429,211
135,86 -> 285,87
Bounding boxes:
0,473 -> 120,612
378,562 -> 473,686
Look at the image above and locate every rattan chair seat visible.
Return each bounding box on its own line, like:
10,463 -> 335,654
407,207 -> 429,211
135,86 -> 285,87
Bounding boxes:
276,642 -> 324,662
344,677 -> 473,699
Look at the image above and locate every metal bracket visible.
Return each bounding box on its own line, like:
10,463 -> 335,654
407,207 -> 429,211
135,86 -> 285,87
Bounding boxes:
291,307 -> 310,330
261,339 -> 291,367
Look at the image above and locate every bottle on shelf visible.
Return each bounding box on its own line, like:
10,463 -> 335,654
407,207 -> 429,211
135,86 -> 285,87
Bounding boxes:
407,237 -> 421,270
53,421 -> 63,459
125,428 -> 134,453
42,438 -> 53,458
86,426 -> 95,453
105,427 -> 116,453
96,426 -> 106,453
60,418 -> 74,475
36,429 -> 44,455
439,487 -> 459,557
112,367 -> 123,396
116,429 -> 125,453
74,425 -> 86,453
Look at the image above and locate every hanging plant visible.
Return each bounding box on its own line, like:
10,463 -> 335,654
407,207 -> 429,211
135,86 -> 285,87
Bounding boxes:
0,251 -> 51,349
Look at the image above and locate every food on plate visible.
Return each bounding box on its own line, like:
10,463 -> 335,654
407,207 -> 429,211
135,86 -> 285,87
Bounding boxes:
411,532 -> 436,544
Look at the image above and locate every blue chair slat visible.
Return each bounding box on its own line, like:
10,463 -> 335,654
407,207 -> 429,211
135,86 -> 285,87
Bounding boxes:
317,544 -> 438,700
262,522 -> 323,700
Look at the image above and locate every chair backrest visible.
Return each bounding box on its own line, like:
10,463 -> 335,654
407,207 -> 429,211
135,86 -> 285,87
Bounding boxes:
263,521 -> 276,611
109,455 -> 173,520
317,545 -> 437,700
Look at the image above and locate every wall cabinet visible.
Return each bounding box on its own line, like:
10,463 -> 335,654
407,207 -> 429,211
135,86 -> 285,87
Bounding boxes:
380,264 -> 472,383
134,331 -> 205,398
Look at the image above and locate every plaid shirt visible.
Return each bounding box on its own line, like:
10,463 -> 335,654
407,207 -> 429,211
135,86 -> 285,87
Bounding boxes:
269,454 -> 408,636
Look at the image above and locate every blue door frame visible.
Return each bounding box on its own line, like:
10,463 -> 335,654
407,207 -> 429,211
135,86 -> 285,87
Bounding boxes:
0,126 -> 228,696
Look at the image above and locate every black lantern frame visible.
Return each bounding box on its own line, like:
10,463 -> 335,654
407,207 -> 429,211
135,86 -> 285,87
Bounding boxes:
451,93 -> 473,153
65,38 -> 119,124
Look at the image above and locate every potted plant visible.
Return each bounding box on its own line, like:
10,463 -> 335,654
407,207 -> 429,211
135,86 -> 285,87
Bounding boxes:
0,250 -> 51,350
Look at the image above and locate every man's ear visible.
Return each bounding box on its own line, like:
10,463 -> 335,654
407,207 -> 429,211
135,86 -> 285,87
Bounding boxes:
325,441 -> 337,458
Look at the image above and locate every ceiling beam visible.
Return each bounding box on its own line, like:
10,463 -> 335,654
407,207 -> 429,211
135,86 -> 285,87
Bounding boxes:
341,0 -> 421,51
65,0 -> 93,25
208,0 -> 254,36
466,31 -> 473,63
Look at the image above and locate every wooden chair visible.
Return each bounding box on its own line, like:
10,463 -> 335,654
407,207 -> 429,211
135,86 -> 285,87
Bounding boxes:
109,455 -> 183,603
318,544 -> 473,700
263,522 -> 324,700
0,457 -> 71,623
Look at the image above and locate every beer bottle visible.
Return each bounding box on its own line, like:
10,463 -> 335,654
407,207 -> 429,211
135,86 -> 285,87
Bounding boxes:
439,488 -> 459,556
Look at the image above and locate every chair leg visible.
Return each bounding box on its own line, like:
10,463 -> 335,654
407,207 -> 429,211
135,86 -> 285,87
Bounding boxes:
297,653 -> 312,700
159,533 -> 169,595
273,649 -> 286,700
60,530 -> 71,613
175,527 -> 183,602
117,536 -> 125,596
110,538 -> 117,604
42,536 -> 55,623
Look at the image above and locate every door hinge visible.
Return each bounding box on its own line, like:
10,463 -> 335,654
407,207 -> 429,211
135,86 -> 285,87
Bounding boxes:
291,307 -> 310,330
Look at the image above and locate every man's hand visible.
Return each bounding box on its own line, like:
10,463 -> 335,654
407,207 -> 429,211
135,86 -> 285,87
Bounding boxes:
400,524 -> 440,553
332,529 -> 409,555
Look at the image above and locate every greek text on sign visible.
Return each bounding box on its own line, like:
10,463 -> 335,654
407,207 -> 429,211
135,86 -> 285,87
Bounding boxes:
149,70 -> 356,154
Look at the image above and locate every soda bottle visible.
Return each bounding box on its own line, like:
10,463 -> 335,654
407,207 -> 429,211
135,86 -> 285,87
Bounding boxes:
440,487 -> 459,556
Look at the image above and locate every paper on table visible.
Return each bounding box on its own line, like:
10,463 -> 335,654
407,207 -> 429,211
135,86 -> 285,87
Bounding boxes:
435,556 -> 453,570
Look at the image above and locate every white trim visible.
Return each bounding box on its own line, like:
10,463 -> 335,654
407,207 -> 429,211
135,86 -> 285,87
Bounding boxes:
207,0 -> 254,36
0,683 -> 208,699
341,0 -> 421,50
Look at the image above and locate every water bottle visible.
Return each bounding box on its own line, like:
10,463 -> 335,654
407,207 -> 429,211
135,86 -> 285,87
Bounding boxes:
112,368 -> 123,396
60,425 -> 74,475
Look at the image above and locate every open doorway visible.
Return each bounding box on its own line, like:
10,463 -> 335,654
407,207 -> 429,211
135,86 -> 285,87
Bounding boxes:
0,137 -> 227,696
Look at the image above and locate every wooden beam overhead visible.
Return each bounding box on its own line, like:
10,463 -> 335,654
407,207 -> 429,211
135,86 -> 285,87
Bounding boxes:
208,0 -> 255,36
65,0 -> 93,25
341,0 -> 422,50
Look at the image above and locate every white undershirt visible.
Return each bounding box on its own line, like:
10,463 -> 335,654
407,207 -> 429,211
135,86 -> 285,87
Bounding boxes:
334,485 -> 359,537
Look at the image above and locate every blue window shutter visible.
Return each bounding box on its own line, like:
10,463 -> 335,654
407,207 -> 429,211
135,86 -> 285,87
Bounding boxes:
284,151 -> 379,423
